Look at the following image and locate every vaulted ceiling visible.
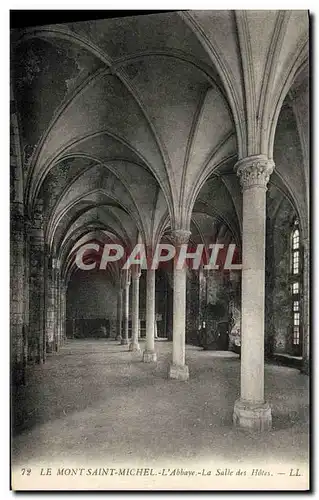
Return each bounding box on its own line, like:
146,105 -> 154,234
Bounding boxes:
11,10 -> 309,283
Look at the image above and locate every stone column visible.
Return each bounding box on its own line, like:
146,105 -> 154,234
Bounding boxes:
129,266 -> 141,352
168,229 -> 191,381
11,202 -> 26,386
121,270 -> 131,345
60,286 -> 67,343
116,286 -> 123,342
45,254 -> 56,353
28,208 -> 45,365
301,237 -> 309,375
52,259 -> 60,352
56,285 -> 62,346
55,270 -> 63,350
143,269 -> 157,362
233,154 -> 274,431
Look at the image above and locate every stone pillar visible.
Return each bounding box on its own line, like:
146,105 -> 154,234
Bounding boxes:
143,269 -> 157,362
11,202 -> 26,386
301,237 -> 309,375
116,286 -> 123,342
60,286 -> 67,343
168,229 -> 191,381
233,155 -> 274,431
129,266 -> 141,352
121,270 -> 131,345
54,263 -> 61,351
52,259 -> 61,352
45,254 -> 57,353
28,207 -> 45,365
56,284 -> 62,346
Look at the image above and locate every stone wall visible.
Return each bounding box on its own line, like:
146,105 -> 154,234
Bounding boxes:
265,200 -> 299,356
66,269 -> 117,338
10,99 -> 26,386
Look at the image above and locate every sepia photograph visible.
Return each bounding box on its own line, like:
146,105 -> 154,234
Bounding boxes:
9,8 -> 310,491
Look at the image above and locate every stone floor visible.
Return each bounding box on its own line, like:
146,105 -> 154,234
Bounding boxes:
12,340 -> 309,469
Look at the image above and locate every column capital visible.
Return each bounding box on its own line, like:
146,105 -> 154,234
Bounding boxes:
235,155 -> 275,191
169,229 -> 191,246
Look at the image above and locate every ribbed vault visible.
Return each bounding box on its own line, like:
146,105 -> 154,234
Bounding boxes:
11,10 -> 309,282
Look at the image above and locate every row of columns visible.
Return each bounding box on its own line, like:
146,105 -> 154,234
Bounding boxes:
11,202 -> 66,378
116,268 -> 157,361
27,206 -> 67,371
11,94 -> 67,385
115,231 -> 192,377
113,155 -> 290,432
13,153 -> 309,435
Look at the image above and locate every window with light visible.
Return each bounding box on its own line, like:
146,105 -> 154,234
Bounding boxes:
291,220 -> 301,347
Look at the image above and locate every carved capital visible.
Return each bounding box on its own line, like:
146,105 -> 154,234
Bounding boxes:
235,155 -> 275,191
169,229 -> 191,246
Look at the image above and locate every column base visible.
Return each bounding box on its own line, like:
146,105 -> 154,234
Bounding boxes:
121,338 -> 129,345
143,350 -> 157,362
168,363 -> 189,381
233,399 -> 272,432
129,342 -> 141,352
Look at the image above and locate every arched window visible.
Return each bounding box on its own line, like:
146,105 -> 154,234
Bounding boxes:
292,227 -> 300,275
291,220 -> 301,348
